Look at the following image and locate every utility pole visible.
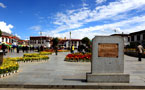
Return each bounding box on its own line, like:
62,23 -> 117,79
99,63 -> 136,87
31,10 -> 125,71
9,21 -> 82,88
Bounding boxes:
70,31 -> 71,49
114,29 -> 117,34
40,31 -> 42,46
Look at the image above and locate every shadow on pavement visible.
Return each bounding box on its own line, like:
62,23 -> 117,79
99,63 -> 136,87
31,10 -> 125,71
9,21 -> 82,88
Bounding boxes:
63,79 -> 86,82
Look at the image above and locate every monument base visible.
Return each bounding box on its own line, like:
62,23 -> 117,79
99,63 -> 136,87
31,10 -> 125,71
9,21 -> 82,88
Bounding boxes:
87,73 -> 129,83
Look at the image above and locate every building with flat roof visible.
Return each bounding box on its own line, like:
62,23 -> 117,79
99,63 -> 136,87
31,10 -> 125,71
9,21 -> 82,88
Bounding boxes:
0,31 -> 20,45
129,30 -> 145,43
29,36 -> 52,47
58,39 -> 82,49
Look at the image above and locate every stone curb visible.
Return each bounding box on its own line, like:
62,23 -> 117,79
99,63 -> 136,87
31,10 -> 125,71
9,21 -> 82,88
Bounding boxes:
64,60 -> 91,62
0,70 -> 18,78
17,59 -> 48,64
0,84 -> 145,89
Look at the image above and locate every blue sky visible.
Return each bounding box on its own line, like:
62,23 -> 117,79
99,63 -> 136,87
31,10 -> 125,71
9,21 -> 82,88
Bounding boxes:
1,0 -> 145,40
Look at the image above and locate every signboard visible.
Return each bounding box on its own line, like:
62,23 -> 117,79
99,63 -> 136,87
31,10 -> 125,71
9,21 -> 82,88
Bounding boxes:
98,43 -> 118,58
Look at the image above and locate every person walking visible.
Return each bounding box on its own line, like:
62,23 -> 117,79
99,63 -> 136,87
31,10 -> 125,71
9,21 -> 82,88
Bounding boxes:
72,45 -> 75,53
1,44 -> 6,55
55,46 -> 58,55
16,45 -> 19,53
137,43 -> 144,61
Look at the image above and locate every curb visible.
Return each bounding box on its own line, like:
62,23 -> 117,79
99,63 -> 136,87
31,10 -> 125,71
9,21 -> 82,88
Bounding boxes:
0,84 -> 145,89
0,70 -> 18,78
17,59 -> 48,63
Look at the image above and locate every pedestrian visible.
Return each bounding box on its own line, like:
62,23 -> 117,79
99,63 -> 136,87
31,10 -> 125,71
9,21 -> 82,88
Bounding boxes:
136,43 -> 144,61
55,46 -> 58,55
16,45 -> 19,53
22,46 -> 25,53
72,45 -> 74,53
1,44 -> 7,55
40,45 -> 44,51
37,46 -> 40,52
26,45 -> 28,53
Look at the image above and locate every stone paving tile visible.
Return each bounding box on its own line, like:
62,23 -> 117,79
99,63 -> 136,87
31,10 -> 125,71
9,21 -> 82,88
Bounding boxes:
0,52 -> 145,86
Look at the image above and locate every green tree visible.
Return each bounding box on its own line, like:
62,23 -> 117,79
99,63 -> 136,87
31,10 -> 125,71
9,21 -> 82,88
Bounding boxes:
52,37 -> 59,48
81,37 -> 91,46
81,37 -> 91,52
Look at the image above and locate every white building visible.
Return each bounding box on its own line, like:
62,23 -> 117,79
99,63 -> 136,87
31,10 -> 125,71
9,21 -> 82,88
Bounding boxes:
29,36 -> 52,47
58,39 -> 82,49
0,32 -> 20,45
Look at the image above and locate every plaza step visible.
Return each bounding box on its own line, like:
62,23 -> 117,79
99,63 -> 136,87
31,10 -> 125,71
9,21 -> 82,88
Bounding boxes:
0,84 -> 145,89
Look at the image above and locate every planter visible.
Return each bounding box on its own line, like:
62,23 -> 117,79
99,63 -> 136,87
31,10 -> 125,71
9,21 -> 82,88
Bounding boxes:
65,53 -> 91,62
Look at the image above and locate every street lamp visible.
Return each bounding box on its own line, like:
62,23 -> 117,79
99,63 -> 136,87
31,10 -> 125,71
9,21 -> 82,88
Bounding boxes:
40,31 -> 42,46
70,31 -> 71,49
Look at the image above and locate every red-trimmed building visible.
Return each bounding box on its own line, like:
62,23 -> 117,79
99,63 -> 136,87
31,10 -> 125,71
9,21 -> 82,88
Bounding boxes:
0,31 -> 20,45
29,36 -> 52,47
18,40 -> 29,45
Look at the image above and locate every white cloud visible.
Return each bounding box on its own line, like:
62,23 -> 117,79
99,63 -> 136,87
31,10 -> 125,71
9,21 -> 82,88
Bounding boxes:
73,15 -> 145,34
0,3 -> 6,8
45,15 -> 145,39
0,21 -> 13,34
96,0 -> 106,4
52,0 -> 145,34
15,34 -> 21,39
85,0 -> 145,23
29,25 -> 41,31
45,0 -> 145,39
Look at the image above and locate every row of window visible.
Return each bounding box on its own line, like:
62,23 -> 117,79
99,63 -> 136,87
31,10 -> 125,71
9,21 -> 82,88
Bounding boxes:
30,40 -> 45,44
1,37 -> 14,43
129,34 -> 145,41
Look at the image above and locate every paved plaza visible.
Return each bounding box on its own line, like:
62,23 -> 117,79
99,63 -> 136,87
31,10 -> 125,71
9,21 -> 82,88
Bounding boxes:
1,52 -> 145,87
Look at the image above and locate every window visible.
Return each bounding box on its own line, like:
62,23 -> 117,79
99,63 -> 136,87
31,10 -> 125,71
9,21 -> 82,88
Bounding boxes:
128,37 -> 130,42
2,38 -> 4,42
6,38 -> 8,42
38,40 -> 41,44
42,40 -> 44,44
143,34 -> 145,40
131,36 -> 134,41
137,35 -> 140,41
33,40 -> 36,44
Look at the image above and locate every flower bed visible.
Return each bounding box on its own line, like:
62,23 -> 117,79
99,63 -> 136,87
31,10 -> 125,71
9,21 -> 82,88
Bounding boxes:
58,50 -> 70,52
40,52 -> 52,55
0,58 -> 19,74
65,53 -> 91,62
44,49 -> 70,52
7,56 -> 49,62
44,49 -> 54,52
7,53 -> 49,62
23,53 -> 39,57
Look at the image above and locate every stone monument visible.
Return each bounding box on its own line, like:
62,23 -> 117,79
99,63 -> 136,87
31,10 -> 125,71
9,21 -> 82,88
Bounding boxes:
87,36 -> 129,83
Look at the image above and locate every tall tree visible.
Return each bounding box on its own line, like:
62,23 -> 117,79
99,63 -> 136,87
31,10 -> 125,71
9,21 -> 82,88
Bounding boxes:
52,37 -> 59,48
81,37 -> 91,47
81,37 -> 91,52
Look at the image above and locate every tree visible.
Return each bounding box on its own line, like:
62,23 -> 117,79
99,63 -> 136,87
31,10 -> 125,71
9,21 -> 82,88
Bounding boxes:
81,37 -> 91,47
52,37 -> 59,48
81,37 -> 91,52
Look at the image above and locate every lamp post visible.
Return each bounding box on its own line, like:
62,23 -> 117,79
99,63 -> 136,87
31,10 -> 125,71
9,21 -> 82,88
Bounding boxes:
40,31 -> 42,46
70,31 -> 71,49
